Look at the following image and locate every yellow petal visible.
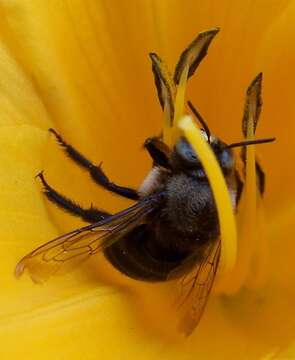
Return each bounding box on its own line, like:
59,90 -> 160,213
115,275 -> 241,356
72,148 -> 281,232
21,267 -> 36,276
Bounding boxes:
0,0 -> 294,359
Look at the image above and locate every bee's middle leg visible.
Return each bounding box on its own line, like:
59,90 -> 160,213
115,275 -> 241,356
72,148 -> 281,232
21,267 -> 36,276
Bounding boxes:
49,128 -> 139,201
36,172 -> 110,223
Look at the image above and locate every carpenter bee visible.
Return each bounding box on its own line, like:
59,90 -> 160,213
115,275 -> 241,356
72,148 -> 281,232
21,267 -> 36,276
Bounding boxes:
15,29 -> 275,335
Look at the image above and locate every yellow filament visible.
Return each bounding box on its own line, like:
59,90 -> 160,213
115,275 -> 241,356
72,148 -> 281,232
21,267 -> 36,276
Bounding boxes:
246,193 -> 270,288
171,64 -> 189,145
217,135 -> 257,294
217,113 -> 270,293
178,115 -> 237,274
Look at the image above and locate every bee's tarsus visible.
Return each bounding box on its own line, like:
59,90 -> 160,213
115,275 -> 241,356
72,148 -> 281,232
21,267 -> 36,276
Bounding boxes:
35,170 -> 45,180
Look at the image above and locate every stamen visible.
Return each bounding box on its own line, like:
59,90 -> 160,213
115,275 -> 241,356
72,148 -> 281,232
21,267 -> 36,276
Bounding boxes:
163,27 -> 219,147
178,115 -> 237,274
217,114 -> 270,294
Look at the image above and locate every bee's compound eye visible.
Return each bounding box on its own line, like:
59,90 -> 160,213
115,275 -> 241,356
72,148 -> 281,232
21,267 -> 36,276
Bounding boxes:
217,148 -> 234,174
175,137 -> 199,165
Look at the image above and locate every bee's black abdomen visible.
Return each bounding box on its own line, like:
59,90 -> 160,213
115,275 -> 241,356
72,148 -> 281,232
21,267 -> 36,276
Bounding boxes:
104,225 -> 181,282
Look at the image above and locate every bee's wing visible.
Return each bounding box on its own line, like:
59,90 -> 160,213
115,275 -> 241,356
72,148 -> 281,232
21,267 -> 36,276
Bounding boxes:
171,239 -> 221,336
15,194 -> 162,283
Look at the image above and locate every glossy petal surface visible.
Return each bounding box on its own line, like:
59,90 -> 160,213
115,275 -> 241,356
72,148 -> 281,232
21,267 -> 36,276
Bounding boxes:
0,1 -> 294,359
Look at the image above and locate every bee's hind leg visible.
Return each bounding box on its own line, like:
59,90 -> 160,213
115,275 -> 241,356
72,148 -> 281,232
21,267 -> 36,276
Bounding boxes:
36,172 -> 110,223
48,129 -> 139,201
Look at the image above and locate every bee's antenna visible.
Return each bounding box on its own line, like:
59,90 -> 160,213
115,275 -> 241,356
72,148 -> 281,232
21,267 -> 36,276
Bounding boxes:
187,101 -> 211,143
226,137 -> 276,149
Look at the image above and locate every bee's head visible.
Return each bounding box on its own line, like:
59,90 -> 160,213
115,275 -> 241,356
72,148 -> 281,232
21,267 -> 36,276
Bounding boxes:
168,101 -> 235,179
171,134 -> 235,179
144,101 -> 275,179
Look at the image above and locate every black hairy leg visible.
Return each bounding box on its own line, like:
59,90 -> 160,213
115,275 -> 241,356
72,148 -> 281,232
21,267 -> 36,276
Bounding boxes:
144,137 -> 171,169
49,128 -> 139,201
37,172 -> 111,223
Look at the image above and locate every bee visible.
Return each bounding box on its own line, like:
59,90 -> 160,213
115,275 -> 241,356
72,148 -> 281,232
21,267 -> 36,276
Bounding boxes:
15,29 -> 275,335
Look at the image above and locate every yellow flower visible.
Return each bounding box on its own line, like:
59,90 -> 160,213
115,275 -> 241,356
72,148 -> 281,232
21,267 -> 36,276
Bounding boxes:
0,1 -> 294,359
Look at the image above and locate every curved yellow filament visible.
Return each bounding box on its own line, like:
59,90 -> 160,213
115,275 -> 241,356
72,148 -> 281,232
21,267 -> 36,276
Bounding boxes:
178,115 -> 237,274
217,133 -> 257,294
